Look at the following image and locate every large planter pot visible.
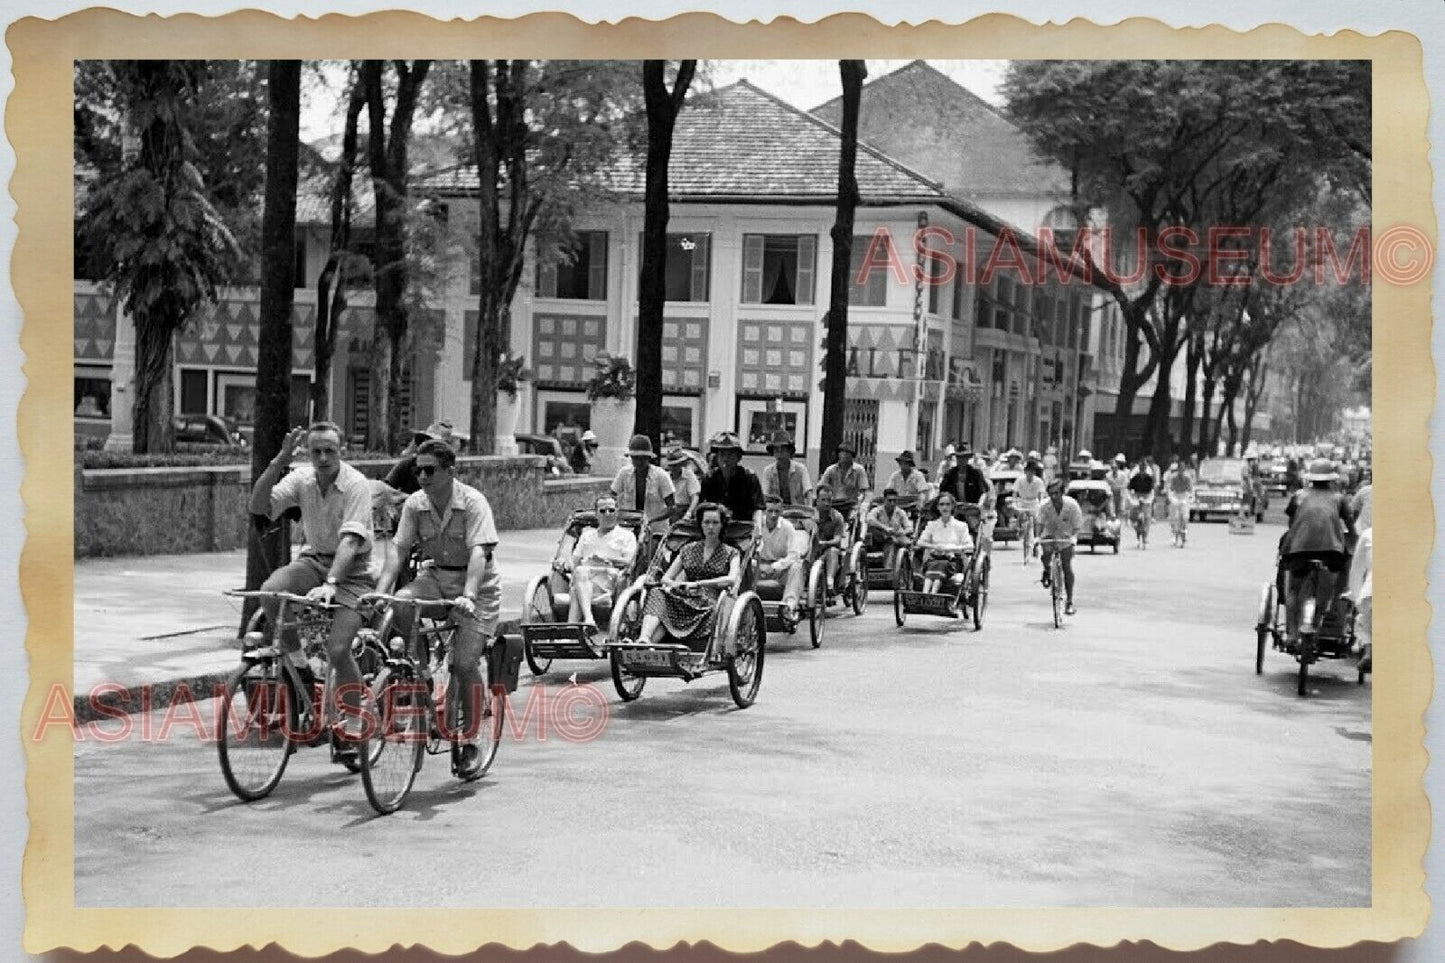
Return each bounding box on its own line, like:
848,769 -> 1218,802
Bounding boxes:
590,396 -> 635,477
494,391 -> 521,457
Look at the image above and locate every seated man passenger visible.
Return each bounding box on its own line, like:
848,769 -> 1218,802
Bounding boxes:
915,491 -> 975,602
865,487 -> 913,577
555,493 -> 638,630
812,486 -> 849,602
756,495 -> 806,622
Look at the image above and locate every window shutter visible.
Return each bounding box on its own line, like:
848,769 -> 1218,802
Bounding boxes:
797,235 -> 816,305
587,232 -> 608,300
690,235 -> 710,302
742,235 -> 763,303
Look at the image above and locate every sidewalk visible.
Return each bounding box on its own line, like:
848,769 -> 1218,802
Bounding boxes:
71,528 -> 563,721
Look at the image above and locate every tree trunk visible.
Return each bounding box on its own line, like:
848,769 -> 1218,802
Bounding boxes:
243,59 -> 301,623
132,342 -> 175,454
1180,335 -> 1201,460
635,60 -> 696,448
820,60 -> 866,476
1241,358 -> 1267,452
1109,300 -> 1159,457
311,73 -> 365,423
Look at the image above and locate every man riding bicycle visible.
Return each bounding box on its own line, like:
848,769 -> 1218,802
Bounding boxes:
1012,460 -> 1046,565
375,439 -> 502,774
247,422 -> 376,747
1126,459 -> 1157,546
1037,478 -> 1083,615
1281,458 -> 1358,646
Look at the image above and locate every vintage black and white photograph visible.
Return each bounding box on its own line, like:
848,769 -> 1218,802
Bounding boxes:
67,52 -> 1376,915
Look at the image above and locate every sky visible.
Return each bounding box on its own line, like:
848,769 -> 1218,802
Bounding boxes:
298,59 -> 1007,143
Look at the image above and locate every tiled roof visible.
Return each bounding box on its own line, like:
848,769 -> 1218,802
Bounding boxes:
812,60 -> 1071,200
295,176 -> 375,229
411,80 -> 948,205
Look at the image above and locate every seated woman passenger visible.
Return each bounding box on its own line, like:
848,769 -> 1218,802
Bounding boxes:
637,502 -> 742,650
915,491 -> 975,597
554,493 -> 638,630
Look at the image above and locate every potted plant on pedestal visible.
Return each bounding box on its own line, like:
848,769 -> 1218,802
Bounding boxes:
495,352 -> 533,457
586,351 -> 636,477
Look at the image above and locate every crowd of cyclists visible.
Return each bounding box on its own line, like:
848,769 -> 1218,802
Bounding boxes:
246,418 -> 1372,770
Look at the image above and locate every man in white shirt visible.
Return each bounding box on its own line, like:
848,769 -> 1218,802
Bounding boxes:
818,443 -> 871,518
885,450 -> 932,500
756,495 -> 806,621
1012,460 -> 1047,565
1036,478 -> 1084,615
865,487 -> 914,578
556,493 -> 638,629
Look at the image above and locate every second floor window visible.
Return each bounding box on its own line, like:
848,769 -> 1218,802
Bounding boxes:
538,231 -> 608,300
638,232 -> 711,302
742,234 -> 815,305
848,234 -> 890,308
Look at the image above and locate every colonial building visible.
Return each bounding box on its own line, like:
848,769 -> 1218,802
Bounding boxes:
75,76 -> 1101,482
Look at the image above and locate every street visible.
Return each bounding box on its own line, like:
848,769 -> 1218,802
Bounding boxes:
73,515 -> 1370,908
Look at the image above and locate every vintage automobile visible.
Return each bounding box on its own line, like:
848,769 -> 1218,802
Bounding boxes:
989,469 -> 1023,544
1065,459 -> 1108,482
1259,458 -> 1292,498
515,433 -> 574,476
1065,479 -> 1121,554
1194,458 -> 1265,522
173,413 -> 248,449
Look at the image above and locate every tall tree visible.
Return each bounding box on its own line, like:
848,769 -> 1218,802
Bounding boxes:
820,60 -> 866,476
360,59 -> 431,451
634,60 -> 697,446
461,60 -> 643,453
242,59 -> 302,618
84,61 -> 238,452
311,69 -> 367,420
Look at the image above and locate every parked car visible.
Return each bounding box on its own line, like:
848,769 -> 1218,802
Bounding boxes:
515,433 -> 573,476
173,413 -> 248,448
1260,458 -> 1291,498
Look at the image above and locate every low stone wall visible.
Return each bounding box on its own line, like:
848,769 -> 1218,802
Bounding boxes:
75,456 -> 614,559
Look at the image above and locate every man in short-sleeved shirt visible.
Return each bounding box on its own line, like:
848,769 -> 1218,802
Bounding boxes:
885,451 -> 932,500
247,422 -> 376,749
558,493 -> 638,628
1036,479 -> 1084,614
378,440 -> 501,771
760,431 -> 813,506
699,431 -> 765,527
611,434 -> 677,536
756,495 -> 806,619
818,444 -> 871,516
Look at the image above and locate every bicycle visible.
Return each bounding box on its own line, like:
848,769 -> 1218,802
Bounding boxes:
1036,538 -> 1072,628
355,592 -> 507,815
216,590 -> 387,802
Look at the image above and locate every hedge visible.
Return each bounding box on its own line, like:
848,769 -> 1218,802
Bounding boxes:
81,447 -> 401,470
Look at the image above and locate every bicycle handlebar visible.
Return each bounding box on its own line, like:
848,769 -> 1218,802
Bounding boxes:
358,591 -> 457,609
224,589 -> 336,609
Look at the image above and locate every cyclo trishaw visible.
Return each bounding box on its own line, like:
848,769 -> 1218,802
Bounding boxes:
989,469 -> 1023,545
1255,537 -> 1368,695
828,493 -> 873,616
1066,479 -> 1122,554
860,493 -> 923,593
518,507 -> 651,677
893,501 -> 991,630
754,506 -> 830,649
604,516 -> 767,708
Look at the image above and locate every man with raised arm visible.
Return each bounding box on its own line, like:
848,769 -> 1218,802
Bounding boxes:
247,422 -> 375,743
375,439 -> 501,774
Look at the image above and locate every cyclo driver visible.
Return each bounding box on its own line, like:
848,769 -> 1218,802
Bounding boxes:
375,439 -> 502,773
247,422 -> 376,747
1280,458 -> 1358,644
865,487 -> 913,577
1037,478 -> 1083,616
818,442 -> 871,520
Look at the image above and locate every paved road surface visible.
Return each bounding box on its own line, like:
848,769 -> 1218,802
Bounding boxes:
72,516 -> 1369,908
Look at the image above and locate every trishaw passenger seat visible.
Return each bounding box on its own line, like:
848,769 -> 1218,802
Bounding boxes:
753,577 -> 786,602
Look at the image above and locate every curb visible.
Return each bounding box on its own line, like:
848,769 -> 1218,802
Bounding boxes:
72,618 -> 524,724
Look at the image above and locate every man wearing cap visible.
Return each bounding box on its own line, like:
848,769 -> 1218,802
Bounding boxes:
385,420 -> 456,495
611,434 -> 677,550
760,431 -> 813,507
1281,458 -> 1358,645
885,450 -> 932,500
818,444 -> 871,519
569,429 -> 598,475
699,431 -> 765,528
1105,454 -> 1130,517
756,494 -> 806,622
662,447 -> 703,521
940,446 -> 993,514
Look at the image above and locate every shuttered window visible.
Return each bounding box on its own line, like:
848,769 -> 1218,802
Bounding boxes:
537,231 -> 608,300
636,232 -> 712,302
741,234 -> 815,305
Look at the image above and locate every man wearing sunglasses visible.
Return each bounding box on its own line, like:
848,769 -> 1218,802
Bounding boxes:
555,493 -> 638,630
376,439 -> 501,773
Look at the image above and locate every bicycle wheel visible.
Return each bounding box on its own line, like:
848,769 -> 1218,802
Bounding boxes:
359,663 -> 427,815
1051,560 -> 1063,629
522,577 -> 554,677
727,598 -> 766,709
608,586 -> 647,701
849,544 -> 869,616
1297,636 -> 1312,697
807,560 -> 826,649
971,557 -> 989,631
217,661 -> 297,802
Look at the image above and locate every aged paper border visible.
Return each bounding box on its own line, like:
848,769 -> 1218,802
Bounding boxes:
13,9 -> 1431,956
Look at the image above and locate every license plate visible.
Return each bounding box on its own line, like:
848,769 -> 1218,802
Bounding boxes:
621,648 -> 672,667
